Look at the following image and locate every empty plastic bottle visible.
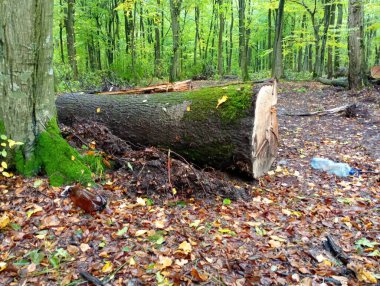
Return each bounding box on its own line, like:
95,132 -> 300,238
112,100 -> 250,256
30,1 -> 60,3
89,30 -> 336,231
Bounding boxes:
310,158 -> 357,177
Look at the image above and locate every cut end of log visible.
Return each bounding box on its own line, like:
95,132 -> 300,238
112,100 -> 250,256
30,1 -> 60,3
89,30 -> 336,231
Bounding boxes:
251,80 -> 279,178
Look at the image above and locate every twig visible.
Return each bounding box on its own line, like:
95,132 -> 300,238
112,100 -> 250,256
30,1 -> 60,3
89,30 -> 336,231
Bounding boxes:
167,149 -> 172,188
79,271 -> 104,286
285,104 -> 354,116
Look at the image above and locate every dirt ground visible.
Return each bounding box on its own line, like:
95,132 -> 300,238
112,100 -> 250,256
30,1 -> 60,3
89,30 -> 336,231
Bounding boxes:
0,81 -> 379,286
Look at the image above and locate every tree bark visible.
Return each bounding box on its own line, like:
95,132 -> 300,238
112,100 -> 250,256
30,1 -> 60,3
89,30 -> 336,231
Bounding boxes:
238,0 -> 249,81
327,4 -> 336,79
0,0 -> 55,152
334,3 -> 343,73
272,0 -> 285,79
65,0 -> 78,79
194,6 -> 200,65
57,84 -> 279,178
348,0 -> 366,89
217,0 -> 225,76
169,0 -> 182,82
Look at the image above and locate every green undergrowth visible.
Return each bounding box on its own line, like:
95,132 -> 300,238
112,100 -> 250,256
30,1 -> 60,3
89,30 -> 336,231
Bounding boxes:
15,119 -> 105,186
0,121 -> 5,135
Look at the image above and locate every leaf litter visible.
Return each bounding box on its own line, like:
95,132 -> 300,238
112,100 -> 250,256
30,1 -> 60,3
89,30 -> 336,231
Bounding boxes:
0,81 -> 379,285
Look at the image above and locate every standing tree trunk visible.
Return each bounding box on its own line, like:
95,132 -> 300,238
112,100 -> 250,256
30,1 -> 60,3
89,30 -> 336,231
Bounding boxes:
348,0 -> 366,89
227,0 -> 234,74
217,0 -> 225,76
238,0 -> 249,81
0,0 -> 93,186
334,3 -> 343,73
297,14 -> 307,72
59,0 -> 65,64
268,8 -> 272,70
65,0 -> 78,79
272,0 -> 285,79
327,4 -> 336,79
318,0 -> 332,77
169,0 -> 182,82
194,6 -> 200,65
154,0 -> 162,77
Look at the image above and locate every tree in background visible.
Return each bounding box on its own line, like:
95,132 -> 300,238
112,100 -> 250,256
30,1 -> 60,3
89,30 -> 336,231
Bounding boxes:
65,0 -> 79,79
348,0 -> 366,89
272,0 -> 285,78
169,0 -> 182,82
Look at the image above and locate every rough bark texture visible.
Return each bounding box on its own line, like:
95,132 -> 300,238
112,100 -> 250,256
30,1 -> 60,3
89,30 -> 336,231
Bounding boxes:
169,0 -> 182,82
65,0 -> 78,79
348,0 -> 366,89
0,0 -> 55,155
57,84 -> 278,178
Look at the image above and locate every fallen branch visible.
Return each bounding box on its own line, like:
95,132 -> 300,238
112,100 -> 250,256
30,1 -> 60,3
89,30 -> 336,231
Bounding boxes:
317,77 -> 348,88
323,235 -> 350,265
285,104 -> 356,116
97,80 -> 192,95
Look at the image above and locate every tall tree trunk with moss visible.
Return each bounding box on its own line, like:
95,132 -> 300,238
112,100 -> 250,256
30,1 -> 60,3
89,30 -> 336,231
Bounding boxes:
238,0 -> 248,81
169,0 -> 182,82
65,0 -> 78,79
272,0 -> 285,79
348,0 -> 366,89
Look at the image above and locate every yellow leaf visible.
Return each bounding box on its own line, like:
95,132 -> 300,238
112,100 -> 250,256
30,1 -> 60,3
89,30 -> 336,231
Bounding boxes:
96,107 -> 101,113
136,197 -> 146,206
129,257 -> 136,266
1,162 -> 7,169
0,214 -> 10,229
268,239 -> 282,248
80,243 -> 91,252
172,187 -> 177,195
189,220 -> 201,228
177,241 -> 192,254
102,261 -> 113,273
71,155 -> 76,161
135,229 -> 148,236
1,171 -> 11,177
0,262 -> 7,272
186,106 -> 191,112
216,95 -> 228,108
158,256 -> 173,270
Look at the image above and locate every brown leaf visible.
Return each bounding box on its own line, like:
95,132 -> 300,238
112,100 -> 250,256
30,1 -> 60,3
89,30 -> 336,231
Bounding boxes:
191,268 -> 208,282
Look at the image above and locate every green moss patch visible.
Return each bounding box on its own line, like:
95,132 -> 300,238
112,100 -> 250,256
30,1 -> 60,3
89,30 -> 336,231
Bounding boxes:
16,119 -> 100,186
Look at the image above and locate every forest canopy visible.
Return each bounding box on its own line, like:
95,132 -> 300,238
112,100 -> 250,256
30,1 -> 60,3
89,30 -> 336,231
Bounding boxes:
53,0 -> 380,90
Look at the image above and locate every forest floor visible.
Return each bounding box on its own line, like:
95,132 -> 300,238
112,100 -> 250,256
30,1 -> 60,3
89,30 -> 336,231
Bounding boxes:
0,81 -> 379,286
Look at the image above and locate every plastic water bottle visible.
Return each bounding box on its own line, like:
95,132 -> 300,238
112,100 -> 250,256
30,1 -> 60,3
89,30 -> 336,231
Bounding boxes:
310,158 -> 356,177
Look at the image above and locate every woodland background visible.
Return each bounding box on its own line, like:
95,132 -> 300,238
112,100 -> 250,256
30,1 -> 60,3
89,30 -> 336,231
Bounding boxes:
53,0 -> 380,90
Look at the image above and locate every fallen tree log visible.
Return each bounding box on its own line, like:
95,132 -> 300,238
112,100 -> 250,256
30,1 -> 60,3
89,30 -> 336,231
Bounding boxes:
98,80 -> 192,95
317,77 -> 348,88
56,83 -> 279,178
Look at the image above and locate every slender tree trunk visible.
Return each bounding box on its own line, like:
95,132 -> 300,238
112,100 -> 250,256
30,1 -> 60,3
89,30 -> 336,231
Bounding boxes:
308,44 -> 313,73
348,0 -> 366,89
169,0 -> 182,82
268,8 -> 272,70
65,0 -> 78,79
227,0 -> 234,73
59,0 -> 65,64
327,4 -> 336,79
217,0 -> 225,76
238,0 -> 248,81
318,0 -> 332,77
297,14 -> 306,72
194,6 -> 200,65
154,0 -> 162,77
272,0 -> 285,79
334,3 -> 343,73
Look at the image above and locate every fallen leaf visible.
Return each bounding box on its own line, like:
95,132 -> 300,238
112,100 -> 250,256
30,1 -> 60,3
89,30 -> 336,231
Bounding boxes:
191,268 -> 208,282
135,230 -> 148,236
157,256 -> 173,270
177,241 -> 192,254
175,259 -> 188,266
80,243 -> 91,252
216,95 -> 228,108
0,262 -> 7,272
0,214 -> 10,229
102,261 -> 113,273
41,215 -> 60,228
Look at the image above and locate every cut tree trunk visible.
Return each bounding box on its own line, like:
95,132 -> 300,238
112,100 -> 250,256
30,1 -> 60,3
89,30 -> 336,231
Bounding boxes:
56,83 -> 279,178
99,80 -> 192,95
